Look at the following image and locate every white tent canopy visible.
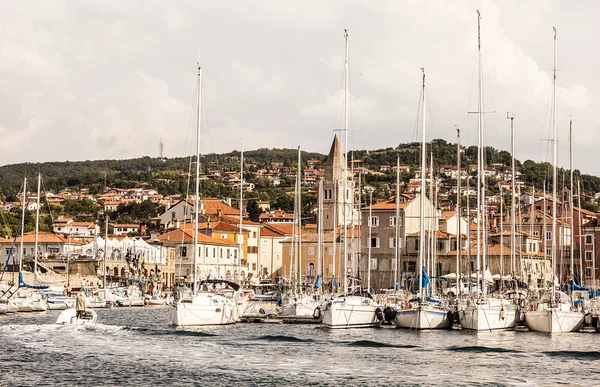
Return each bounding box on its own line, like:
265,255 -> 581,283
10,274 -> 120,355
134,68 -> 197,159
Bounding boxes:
79,237 -> 162,264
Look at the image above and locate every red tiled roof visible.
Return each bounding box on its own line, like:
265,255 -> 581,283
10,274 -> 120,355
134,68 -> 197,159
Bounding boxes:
154,228 -> 238,246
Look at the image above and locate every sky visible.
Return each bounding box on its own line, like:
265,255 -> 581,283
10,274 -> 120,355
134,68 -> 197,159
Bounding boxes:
1,0 -> 599,174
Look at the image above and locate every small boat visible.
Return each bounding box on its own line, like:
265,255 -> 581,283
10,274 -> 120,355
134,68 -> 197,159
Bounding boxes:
145,294 -> 170,306
55,308 -> 98,325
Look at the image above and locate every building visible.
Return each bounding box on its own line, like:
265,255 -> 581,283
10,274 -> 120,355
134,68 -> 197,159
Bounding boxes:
52,218 -> 99,239
113,224 -> 141,236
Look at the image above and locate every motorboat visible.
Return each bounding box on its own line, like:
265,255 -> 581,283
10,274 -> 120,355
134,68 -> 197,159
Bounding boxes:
55,308 -> 97,325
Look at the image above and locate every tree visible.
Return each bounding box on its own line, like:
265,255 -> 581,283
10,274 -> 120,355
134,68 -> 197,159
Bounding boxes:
246,199 -> 262,222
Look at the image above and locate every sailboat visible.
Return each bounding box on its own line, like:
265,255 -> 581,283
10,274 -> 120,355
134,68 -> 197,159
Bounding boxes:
460,11 -> 516,332
321,30 -> 382,329
171,65 -> 239,326
283,148 -> 325,317
525,28 -> 584,334
393,69 -> 450,330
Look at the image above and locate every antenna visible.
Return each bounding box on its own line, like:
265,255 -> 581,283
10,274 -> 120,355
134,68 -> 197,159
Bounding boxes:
159,138 -> 164,159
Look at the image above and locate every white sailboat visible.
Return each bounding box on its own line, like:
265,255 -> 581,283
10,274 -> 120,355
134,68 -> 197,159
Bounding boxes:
394,69 -> 450,330
460,11 -> 516,332
322,30 -> 382,329
525,28 -> 584,334
170,65 -> 239,326
282,150 -> 325,317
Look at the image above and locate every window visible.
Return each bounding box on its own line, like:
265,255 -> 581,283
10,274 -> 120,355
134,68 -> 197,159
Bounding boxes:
226,270 -> 232,280
415,238 -> 419,250
545,231 -> 552,240
328,264 -> 333,274
220,249 -> 223,258
437,241 -> 444,251
4,249 -> 10,255
585,267 -> 592,278
546,248 -> 552,256
390,216 -> 397,227
586,234 -> 593,245
403,261 -> 416,272
586,251 -> 593,261
452,241 -> 457,250
370,258 -> 377,270
370,238 -> 380,248
308,262 -> 315,276
533,231 -> 539,236
389,238 -> 397,249
213,248 -> 216,258
180,246 -> 187,258
308,247 -> 315,256
171,212 -> 176,221
369,216 -> 379,227
234,250 -> 238,259
227,249 -> 230,258
253,232 -> 257,238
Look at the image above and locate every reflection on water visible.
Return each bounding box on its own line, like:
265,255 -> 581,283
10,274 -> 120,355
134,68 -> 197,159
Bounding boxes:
1,307 -> 599,386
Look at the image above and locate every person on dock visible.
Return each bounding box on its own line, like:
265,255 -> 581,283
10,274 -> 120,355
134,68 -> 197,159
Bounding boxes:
76,291 -> 86,319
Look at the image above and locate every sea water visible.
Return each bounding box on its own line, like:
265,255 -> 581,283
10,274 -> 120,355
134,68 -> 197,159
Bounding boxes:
1,308 -> 599,386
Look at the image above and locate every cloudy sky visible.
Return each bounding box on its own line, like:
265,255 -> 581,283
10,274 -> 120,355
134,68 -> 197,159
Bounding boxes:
2,1 -> 599,174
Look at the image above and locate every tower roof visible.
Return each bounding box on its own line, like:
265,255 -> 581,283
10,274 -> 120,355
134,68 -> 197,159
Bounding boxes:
325,134 -> 345,181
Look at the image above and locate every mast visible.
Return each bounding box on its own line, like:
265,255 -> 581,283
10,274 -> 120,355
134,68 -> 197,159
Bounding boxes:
317,179 -> 323,284
508,113 -> 516,278
569,119 -> 574,281
418,68 -> 427,303
578,179 -> 584,285
475,9 -> 483,299
466,175 -> 472,287
394,155 -> 400,289
456,129 -> 462,295
34,174 -> 41,276
297,146 -> 302,290
332,181 -> 337,290
499,184 -> 503,290
551,27 -> 558,304
342,28 -> 349,295
429,151 -> 435,295
367,190 -> 372,293
19,178 -> 26,274
192,64 -> 202,295
239,143 -> 243,284
103,215 -> 108,289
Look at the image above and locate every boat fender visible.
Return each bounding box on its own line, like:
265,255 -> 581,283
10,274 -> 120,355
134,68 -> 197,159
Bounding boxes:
500,309 -> 505,320
383,306 -> 397,322
259,308 -> 266,315
313,307 -> 321,320
447,310 -> 453,322
375,307 -> 383,321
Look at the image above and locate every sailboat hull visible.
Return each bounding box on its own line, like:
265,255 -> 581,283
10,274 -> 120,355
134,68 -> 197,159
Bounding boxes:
282,295 -> 324,317
525,309 -> 584,334
460,302 -> 516,332
171,294 -> 238,326
322,296 -> 381,329
394,305 -> 450,330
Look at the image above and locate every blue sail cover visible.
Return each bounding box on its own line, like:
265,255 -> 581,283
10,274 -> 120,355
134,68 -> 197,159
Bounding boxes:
569,279 -> 589,291
417,266 -> 430,291
314,275 -> 322,289
18,272 -> 49,290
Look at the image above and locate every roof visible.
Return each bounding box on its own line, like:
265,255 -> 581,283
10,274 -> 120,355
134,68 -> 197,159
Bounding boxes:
154,228 -> 238,246
71,222 -> 96,229
407,230 -> 452,238
179,221 -> 250,233
13,232 -> 68,244
201,198 -> 239,216
260,227 -> 286,237
264,223 -> 297,235
113,224 -> 140,228
221,214 -> 261,226
363,198 -> 412,211
440,210 -> 456,220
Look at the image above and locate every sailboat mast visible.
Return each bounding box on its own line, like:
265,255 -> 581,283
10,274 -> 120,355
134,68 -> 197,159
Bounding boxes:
551,27 -> 558,304
104,215 -> 108,289
499,184 -> 503,289
508,113 -> 516,277
578,179 -> 584,285
297,146 -> 302,290
239,143 -> 243,284
394,155 -> 400,288
193,65 -> 202,296
317,179 -> 323,281
569,119 -> 574,280
34,174 -> 41,276
419,68 -> 426,303
367,190 -> 372,293
476,10 -> 483,299
19,178 -> 26,274
456,129 -> 462,294
342,29 -> 349,295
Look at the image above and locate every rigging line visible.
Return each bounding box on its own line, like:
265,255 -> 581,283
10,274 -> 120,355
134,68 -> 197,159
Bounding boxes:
201,80 -> 214,156
331,56 -> 346,133
181,82 -> 200,158
411,82 -> 423,143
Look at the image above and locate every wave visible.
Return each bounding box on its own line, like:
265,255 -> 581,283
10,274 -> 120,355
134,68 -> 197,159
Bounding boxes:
254,335 -> 314,343
347,340 -> 419,349
543,350 -> 600,360
446,345 -> 521,353
122,326 -> 218,337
